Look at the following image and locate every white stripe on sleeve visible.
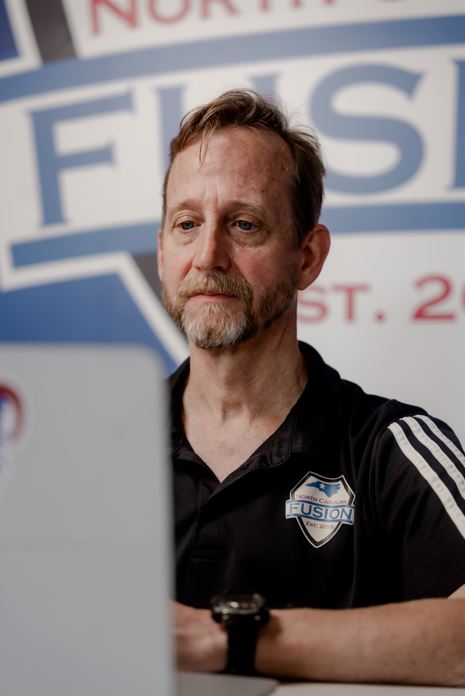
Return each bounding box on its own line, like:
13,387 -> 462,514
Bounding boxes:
400,416 -> 465,502
388,421 -> 465,540
414,415 -> 465,472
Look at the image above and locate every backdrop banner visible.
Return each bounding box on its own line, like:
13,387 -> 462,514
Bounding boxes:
1,0 -> 464,440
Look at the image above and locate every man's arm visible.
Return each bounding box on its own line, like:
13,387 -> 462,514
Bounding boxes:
174,585 -> 465,685
174,601 -> 227,673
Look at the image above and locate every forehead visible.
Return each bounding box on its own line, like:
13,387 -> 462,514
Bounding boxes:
165,126 -> 294,209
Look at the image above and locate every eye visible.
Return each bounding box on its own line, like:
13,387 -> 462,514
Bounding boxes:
178,220 -> 196,231
234,219 -> 254,232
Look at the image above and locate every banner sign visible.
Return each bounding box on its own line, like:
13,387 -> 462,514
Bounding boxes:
0,0 -> 463,438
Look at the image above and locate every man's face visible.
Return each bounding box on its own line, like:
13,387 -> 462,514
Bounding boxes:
158,126 -> 302,350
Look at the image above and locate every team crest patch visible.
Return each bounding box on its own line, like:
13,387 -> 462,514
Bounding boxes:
286,471 -> 355,548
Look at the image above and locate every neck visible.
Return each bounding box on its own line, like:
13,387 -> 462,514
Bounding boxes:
184,312 -> 307,422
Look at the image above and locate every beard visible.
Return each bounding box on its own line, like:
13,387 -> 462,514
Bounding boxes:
162,270 -> 298,350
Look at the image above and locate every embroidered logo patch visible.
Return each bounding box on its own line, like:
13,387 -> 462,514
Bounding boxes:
285,471 -> 355,548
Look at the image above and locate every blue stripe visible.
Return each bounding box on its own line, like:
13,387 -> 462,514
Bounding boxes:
0,275 -> 178,374
12,221 -> 156,267
0,0 -> 18,61
0,15 -> 463,103
10,202 -> 465,268
321,202 -> 465,234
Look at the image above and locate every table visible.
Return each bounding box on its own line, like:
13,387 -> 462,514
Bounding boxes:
178,672 -> 465,695
276,684 -> 465,695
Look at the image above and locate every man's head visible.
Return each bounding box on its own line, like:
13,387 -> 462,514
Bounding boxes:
162,89 -> 325,245
158,90 -> 329,351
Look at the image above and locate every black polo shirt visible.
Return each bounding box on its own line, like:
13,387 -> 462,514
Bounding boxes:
171,342 -> 465,609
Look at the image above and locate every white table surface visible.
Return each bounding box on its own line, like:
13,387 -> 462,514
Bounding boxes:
276,684 -> 465,695
177,672 -> 465,695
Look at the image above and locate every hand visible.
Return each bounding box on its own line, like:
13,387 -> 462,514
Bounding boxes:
173,601 -> 228,673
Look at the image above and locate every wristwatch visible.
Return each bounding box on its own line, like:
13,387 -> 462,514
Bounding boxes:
211,593 -> 270,675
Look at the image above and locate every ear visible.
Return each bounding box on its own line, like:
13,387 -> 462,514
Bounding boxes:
297,224 -> 330,291
157,227 -> 164,281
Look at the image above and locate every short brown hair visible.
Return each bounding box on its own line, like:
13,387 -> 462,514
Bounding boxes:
162,89 -> 325,243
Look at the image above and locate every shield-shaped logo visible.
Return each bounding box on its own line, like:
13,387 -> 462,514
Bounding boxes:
285,471 -> 355,548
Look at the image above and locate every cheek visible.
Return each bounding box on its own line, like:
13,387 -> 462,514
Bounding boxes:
234,246 -> 269,277
160,245 -> 193,286
236,251 -> 288,288
241,254 -> 300,305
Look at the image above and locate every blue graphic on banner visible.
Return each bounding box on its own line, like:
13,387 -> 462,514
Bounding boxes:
10,201 -> 465,270
311,64 -> 424,194
0,275 -> 177,374
1,12 -> 464,368
0,0 -> 18,61
0,15 -> 463,103
31,92 -> 133,226
12,222 -> 156,267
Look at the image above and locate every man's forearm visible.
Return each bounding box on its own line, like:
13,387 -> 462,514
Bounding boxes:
174,601 -> 227,672
255,599 -> 465,686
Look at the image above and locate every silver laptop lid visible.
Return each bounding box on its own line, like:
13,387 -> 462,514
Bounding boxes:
0,345 -> 174,695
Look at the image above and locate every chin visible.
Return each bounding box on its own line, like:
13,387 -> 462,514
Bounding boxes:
183,305 -> 256,350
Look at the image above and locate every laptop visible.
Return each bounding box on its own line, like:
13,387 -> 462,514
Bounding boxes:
0,344 -> 277,695
0,345 -> 174,695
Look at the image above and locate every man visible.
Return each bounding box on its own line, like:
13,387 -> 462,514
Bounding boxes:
157,89 -> 465,684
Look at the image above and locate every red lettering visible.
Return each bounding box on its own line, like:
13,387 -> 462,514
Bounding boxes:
332,283 -> 370,322
297,285 -> 328,322
200,0 -> 239,19
90,0 -> 137,34
412,275 -> 455,321
148,0 -> 190,24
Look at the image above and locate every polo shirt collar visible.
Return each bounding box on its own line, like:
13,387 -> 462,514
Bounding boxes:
169,341 -> 343,472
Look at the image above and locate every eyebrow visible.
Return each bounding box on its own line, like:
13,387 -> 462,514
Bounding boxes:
167,199 -> 198,214
167,199 -> 265,218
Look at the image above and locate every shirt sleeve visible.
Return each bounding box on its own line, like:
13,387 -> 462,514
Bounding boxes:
373,412 -> 465,599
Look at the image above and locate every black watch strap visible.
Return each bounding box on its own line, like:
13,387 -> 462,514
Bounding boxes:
211,593 -> 269,676
226,623 -> 260,675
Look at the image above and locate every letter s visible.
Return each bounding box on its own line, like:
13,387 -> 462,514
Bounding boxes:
311,64 -> 424,194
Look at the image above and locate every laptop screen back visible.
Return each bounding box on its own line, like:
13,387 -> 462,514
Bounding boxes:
0,345 -> 173,695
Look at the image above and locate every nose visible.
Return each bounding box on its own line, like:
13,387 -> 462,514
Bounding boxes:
193,223 -> 230,272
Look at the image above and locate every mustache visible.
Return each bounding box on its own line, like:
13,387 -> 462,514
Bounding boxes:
177,272 -> 253,303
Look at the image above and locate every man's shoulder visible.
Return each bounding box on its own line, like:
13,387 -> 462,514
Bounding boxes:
332,362 -> 462,462
299,341 -> 438,441
299,340 -> 422,411
339,374 -> 428,432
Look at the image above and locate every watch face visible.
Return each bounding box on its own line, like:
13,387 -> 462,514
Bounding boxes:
211,593 -> 267,619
